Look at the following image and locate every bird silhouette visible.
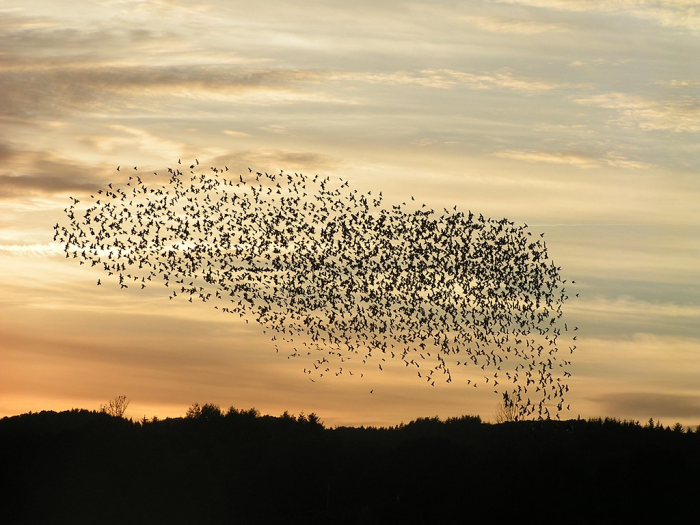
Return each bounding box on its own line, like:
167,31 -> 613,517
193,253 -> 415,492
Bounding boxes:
55,161 -> 579,419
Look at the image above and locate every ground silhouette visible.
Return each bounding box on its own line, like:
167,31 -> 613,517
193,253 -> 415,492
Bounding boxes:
1,406 -> 698,524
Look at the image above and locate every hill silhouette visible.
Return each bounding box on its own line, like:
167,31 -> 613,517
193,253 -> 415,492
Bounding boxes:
1,406 -> 697,524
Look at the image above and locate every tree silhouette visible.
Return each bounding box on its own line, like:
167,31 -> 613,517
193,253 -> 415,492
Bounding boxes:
1,406 -> 699,523
100,395 -> 130,418
493,397 -> 519,423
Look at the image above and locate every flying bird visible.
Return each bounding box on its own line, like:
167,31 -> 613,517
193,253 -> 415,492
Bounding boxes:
56,161 -> 578,420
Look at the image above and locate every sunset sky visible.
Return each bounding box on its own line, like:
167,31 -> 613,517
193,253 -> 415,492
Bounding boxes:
1,0 -> 698,428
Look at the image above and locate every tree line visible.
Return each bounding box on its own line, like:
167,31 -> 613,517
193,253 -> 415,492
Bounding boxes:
1,404 -> 698,524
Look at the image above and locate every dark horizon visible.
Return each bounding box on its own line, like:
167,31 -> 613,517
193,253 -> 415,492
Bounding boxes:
2,405 -> 698,524
3,402 -> 698,432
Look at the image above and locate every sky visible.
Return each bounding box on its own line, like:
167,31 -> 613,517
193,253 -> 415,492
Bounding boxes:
1,0 -> 698,428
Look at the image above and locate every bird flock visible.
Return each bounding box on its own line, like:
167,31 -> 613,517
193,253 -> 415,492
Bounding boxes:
55,161 -> 578,420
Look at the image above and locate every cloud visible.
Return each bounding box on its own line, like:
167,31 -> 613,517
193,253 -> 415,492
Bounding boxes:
0,142 -> 18,162
0,139 -> 342,201
412,138 -> 437,147
209,149 -> 342,173
334,68 -> 566,93
0,7 -> 254,68
658,80 -> 700,88
571,334 -> 700,422
0,64 -> 340,119
571,296 -> 700,323
495,0 -> 700,32
0,243 -> 62,257
592,392 -> 700,421
0,8 -> 574,123
222,130 -> 251,137
258,124 -> 290,135
94,125 -> 186,156
574,92 -> 700,132
461,14 -> 566,34
494,149 -> 600,168
602,152 -> 655,169
565,294 -> 700,345
492,149 -> 653,169
0,174 -> 97,198
0,146 -> 106,199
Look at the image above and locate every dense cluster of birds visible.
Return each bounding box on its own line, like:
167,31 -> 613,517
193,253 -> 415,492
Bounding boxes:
55,161 -> 578,419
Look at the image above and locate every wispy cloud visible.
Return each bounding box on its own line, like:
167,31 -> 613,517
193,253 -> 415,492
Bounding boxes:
494,150 -> 600,168
496,0 -> 700,31
493,149 -> 653,169
0,65 -> 341,118
461,14 -> 566,34
571,296 -> 700,322
0,174 -> 97,198
574,92 -> 700,132
79,125 -> 186,156
593,392 -> 700,421
335,68 -> 566,93
0,243 -> 62,257
603,152 -> 655,169
576,333 -> 700,423
0,139 -> 342,201
657,79 -> 700,88
0,146 -> 106,199
222,130 -> 252,138
209,149 -> 342,173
